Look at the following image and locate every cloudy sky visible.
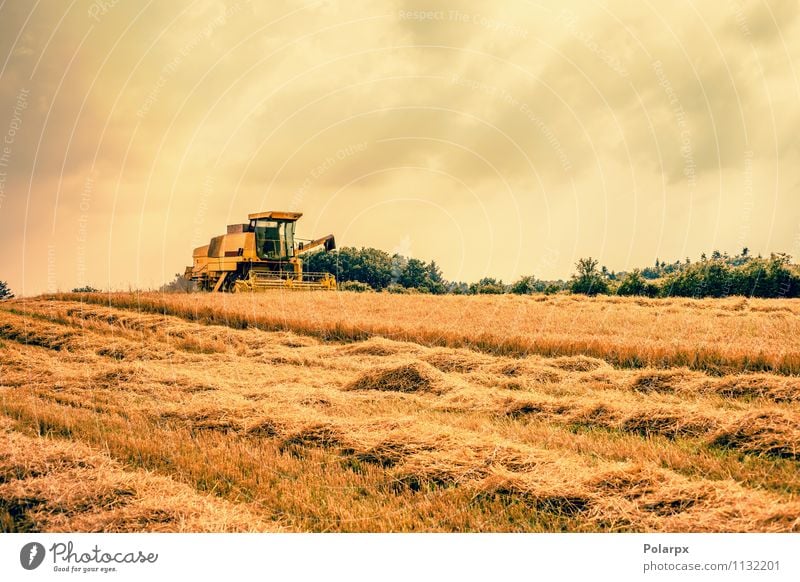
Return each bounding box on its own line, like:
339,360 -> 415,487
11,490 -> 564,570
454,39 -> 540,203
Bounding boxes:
1,0 -> 798,294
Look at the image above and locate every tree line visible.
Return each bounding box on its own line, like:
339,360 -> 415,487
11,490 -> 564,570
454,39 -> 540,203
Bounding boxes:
304,247 -> 800,299
3,247 -> 797,300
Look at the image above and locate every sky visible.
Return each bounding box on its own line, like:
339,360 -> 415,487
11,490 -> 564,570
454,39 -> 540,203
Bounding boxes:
0,0 -> 799,295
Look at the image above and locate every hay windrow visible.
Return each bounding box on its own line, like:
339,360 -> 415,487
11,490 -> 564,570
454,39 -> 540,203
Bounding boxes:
349,437 -> 434,468
157,410 -> 243,434
390,453 -> 489,491
587,465 -> 666,498
345,360 -> 451,394
422,349 -> 495,373
713,374 -> 800,403
475,471 -> 593,516
244,419 -> 282,437
0,315 -> 80,352
281,423 -> 344,449
619,409 -> 715,439
94,366 -> 142,387
629,369 -> 698,394
276,332 -> 320,348
498,395 -> 572,419
339,337 -> 424,357
550,355 -> 609,372
710,410 -> 800,459
487,358 -> 564,381
0,428 -> 275,532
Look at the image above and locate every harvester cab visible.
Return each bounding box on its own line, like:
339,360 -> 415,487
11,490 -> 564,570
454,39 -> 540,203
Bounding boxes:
184,211 -> 336,292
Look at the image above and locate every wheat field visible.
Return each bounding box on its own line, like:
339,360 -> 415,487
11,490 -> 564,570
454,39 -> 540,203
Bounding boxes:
1,292 -> 799,532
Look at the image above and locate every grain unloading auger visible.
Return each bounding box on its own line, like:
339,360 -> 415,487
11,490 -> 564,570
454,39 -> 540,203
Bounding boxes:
184,211 -> 337,292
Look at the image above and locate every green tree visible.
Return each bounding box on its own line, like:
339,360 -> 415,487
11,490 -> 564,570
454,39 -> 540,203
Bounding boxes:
659,254 -> 800,299
399,258 -> 430,290
616,270 -> 652,296
392,257 -> 448,293
0,280 -> 14,300
425,260 -> 447,294
305,247 -> 394,291
570,257 -> 609,295
510,275 -> 537,295
703,260 -> 731,297
353,247 -> 395,290
731,254 -> 799,298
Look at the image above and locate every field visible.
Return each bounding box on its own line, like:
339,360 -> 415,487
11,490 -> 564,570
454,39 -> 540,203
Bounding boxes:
1,292 -> 799,532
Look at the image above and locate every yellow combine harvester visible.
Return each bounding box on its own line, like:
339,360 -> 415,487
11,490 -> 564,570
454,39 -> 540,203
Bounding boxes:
184,211 -> 337,292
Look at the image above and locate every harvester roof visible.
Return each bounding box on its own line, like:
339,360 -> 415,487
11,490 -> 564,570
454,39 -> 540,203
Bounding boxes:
248,211 -> 303,221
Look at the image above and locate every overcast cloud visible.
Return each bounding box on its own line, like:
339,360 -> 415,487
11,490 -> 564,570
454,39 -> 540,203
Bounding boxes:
1,0 -> 798,293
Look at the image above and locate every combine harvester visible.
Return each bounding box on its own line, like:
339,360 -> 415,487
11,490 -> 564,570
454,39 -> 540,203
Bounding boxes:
184,211 -> 337,292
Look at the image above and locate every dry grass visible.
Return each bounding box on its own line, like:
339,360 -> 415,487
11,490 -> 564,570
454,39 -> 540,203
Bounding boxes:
0,294 -> 798,532
47,291 -> 800,374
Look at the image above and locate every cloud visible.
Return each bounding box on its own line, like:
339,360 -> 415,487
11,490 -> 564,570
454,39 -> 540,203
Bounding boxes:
1,0 -> 799,294
729,0 -> 800,43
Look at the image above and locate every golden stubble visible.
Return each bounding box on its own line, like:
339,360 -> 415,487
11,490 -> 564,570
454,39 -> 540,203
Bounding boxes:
0,293 -> 798,532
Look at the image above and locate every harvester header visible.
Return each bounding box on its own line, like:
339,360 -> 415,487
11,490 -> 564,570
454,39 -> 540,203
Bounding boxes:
184,211 -> 336,292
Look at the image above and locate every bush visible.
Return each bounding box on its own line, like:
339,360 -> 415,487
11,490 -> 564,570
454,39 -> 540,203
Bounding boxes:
339,280 -> 374,293
543,283 -> 563,295
71,285 -> 100,293
469,277 -> 506,294
386,284 -> 410,294
616,270 -> 659,297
